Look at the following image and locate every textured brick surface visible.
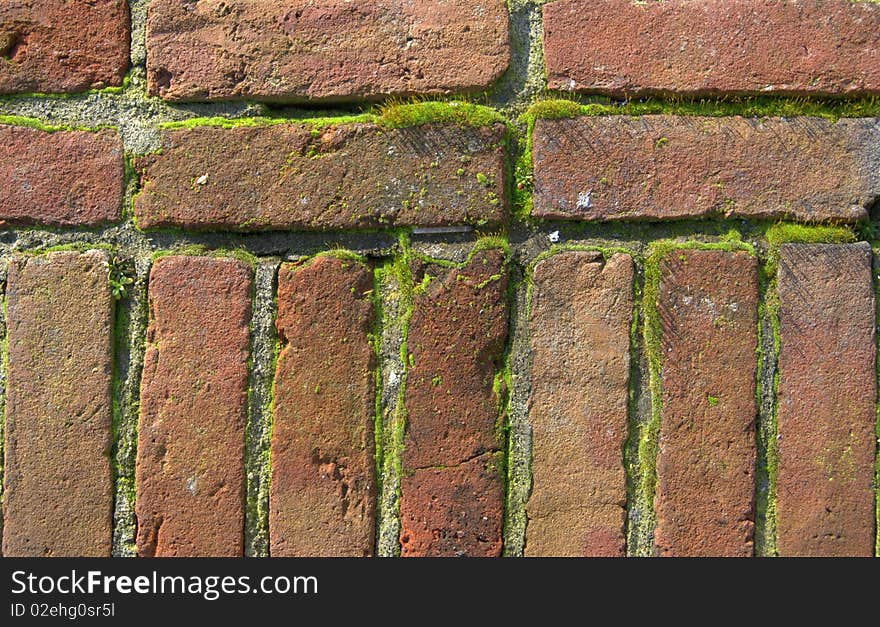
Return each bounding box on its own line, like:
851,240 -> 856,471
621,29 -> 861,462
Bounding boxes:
2,251 -> 114,557
134,122 -> 507,231
146,0 -> 509,102
525,251 -> 632,557
399,453 -> 504,558
776,243 -> 876,557
136,256 -> 252,557
270,257 -> 377,557
543,0 -> 880,97
0,125 -> 124,227
0,0 -> 129,94
654,249 -> 758,557
399,249 -> 508,557
531,115 -> 880,224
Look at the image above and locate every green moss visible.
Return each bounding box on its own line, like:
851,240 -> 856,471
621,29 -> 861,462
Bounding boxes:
525,95 -> 880,123
376,100 -> 505,129
0,114 -> 113,133
764,223 -> 855,273
707,395 -> 719,407
151,245 -> 259,268
157,100 -> 506,133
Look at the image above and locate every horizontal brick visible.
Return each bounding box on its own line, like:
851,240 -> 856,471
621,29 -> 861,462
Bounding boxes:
399,249 -> 508,557
134,122 -> 506,231
532,115 -> 880,223
543,0 -> 880,97
654,249 -> 757,557
146,0 -> 509,102
525,251 -> 632,557
136,256 -> 252,557
776,243 -> 876,557
0,0 -> 129,94
270,256 -> 377,557
2,251 -> 114,557
0,125 -> 124,227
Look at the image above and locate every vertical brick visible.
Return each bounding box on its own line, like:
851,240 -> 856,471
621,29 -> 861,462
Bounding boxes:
654,249 -> 758,557
0,125 -> 124,227
270,256 -> 377,557
525,251 -> 633,557
2,251 -> 114,556
399,249 -> 508,557
776,243 -> 876,556
135,256 -> 252,557
0,0 -> 130,94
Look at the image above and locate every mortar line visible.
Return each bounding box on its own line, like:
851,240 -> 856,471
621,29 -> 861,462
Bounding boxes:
754,255 -> 780,557
624,264 -> 653,557
111,256 -> 150,557
244,260 -> 280,558
873,250 -> 880,558
375,253 -> 412,557
0,261 -> 7,556
502,260 -> 532,557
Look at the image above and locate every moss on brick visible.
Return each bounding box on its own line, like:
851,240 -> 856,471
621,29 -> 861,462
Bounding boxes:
640,234 -> 755,554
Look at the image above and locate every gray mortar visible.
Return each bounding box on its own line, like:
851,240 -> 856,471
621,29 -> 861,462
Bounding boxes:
502,253 -> 531,556
624,276 -> 656,557
376,265 -> 408,557
491,1 -> 548,117
0,260 -> 7,553
754,297 -> 780,557
244,260 -> 279,558
111,256 -> 150,557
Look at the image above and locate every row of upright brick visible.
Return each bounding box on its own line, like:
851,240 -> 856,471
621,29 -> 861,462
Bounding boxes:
3,241 -> 876,556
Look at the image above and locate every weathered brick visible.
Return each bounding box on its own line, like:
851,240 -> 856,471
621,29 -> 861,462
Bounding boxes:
532,115 -> 880,224
146,0 -> 509,102
525,251 -> 632,557
543,0 -> 880,97
399,453 -> 504,558
0,125 -> 124,227
134,122 -> 507,231
654,249 -> 757,557
399,249 -> 508,557
136,256 -> 252,557
776,243 -> 876,557
2,251 -> 114,557
270,256 -> 376,557
0,0 -> 129,94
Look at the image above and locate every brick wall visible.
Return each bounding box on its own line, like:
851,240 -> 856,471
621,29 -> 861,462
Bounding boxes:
1,0 -> 878,557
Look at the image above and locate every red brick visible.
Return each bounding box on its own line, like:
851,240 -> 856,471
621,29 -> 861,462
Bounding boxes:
654,249 -> 757,557
2,251 -> 114,557
543,0 -> 880,97
399,453 -> 504,558
399,249 -> 508,557
270,256 -> 376,557
776,243 -> 876,557
0,125 -> 124,227
135,256 -> 252,557
532,115 -> 879,224
146,0 -> 509,102
525,251 -> 632,557
134,122 -> 507,231
0,0 -> 129,94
